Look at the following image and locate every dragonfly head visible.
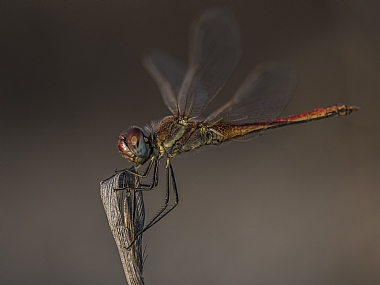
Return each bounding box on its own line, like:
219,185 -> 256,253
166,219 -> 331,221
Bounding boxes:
118,126 -> 152,165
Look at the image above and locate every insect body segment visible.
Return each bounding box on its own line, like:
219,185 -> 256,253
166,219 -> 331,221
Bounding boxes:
209,104 -> 360,143
155,116 -> 212,157
118,127 -> 152,165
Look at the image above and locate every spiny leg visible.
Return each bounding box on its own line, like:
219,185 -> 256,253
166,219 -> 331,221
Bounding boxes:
115,156 -> 156,179
142,159 -> 179,232
114,158 -> 159,191
126,158 -> 179,250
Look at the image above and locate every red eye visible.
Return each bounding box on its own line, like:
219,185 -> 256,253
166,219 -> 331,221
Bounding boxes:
118,127 -> 151,163
118,133 -> 134,160
125,128 -> 142,150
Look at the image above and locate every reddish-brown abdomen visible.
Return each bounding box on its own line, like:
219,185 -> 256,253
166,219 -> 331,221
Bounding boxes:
210,104 -> 359,142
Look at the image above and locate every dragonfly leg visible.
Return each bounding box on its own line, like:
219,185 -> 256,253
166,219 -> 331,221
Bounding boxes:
113,158 -> 159,191
115,156 -> 156,179
126,158 -> 179,250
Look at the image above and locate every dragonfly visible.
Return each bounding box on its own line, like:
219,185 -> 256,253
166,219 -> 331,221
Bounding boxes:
117,8 -> 359,244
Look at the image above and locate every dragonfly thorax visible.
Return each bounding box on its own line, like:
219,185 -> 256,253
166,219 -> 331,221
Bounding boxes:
118,126 -> 153,165
154,115 -> 215,158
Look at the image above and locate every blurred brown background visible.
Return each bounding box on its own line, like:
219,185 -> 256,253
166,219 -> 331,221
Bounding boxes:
2,2 -> 379,285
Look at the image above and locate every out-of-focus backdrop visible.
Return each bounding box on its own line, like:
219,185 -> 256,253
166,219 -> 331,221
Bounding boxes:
3,2 -> 379,285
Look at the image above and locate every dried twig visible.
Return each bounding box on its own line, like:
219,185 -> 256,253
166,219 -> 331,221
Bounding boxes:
100,168 -> 145,285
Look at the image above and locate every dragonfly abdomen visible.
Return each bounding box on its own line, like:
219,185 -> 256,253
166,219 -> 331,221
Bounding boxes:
267,104 -> 359,130
209,104 -> 359,143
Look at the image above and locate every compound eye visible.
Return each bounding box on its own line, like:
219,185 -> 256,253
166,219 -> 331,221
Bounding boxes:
118,133 -> 134,161
118,126 -> 151,163
126,127 -> 150,158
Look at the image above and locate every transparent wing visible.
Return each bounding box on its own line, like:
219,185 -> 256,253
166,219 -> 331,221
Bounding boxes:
177,7 -> 241,117
143,49 -> 187,115
205,62 -> 297,125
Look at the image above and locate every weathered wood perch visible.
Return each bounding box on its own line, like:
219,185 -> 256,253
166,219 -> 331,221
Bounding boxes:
100,169 -> 145,285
